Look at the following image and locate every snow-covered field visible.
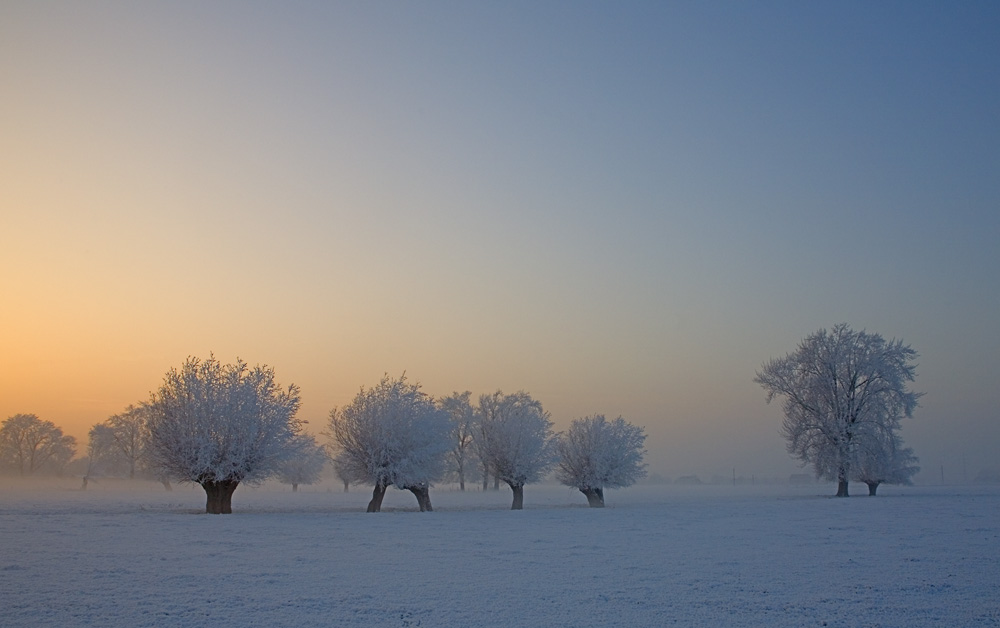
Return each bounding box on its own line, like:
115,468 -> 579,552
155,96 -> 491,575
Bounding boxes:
2,479 -> 997,627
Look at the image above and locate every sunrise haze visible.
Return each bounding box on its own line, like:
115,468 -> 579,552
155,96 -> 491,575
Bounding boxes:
2,2 -> 998,483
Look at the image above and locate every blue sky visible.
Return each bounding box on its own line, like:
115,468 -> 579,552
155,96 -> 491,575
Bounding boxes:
2,2 -> 998,482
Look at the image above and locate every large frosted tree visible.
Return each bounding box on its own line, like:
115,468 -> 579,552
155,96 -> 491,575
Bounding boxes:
476,390 -> 555,510
146,356 -> 302,514
556,415 -> 647,507
328,374 -> 451,512
755,324 -> 921,497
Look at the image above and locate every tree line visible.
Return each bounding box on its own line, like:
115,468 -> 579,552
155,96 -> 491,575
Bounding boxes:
2,322 -> 922,509
11,357 -> 647,514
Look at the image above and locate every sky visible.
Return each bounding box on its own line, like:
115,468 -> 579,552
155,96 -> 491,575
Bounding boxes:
2,1 -> 998,483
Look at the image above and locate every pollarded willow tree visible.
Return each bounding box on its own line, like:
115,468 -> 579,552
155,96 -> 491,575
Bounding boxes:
555,415 -> 647,507
476,390 -> 555,510
146,356 -> 302,514
328,374 -> 451,512
755,324 -> 921,497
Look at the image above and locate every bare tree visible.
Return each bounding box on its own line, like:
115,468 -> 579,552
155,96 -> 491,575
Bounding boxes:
277,434 -> 327,492
106,405 -> 149,480
476,391 -> 555,510
556,415 -> 647,507
328,374 -> 450,512
439,391 -> 477,490
146,356 -> 302,514
82,423 -> 122,488
0,414 -> 77,477
755,324 -> 921,497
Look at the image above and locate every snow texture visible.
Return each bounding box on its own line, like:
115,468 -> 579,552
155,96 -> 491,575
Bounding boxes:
2,480 -> 997,627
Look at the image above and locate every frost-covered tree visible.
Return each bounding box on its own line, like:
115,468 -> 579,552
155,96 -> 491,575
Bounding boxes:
476,390 -> 555,510
439,391 -> 478,491
556,415 -> 647,507
277,434 -> 327,492
146,356 -> 302,514
755,324 -> 921,497
106,405 -> 150,480
328,374 -> 451,512
852,430 -> 919,496
0,414 -> 77,477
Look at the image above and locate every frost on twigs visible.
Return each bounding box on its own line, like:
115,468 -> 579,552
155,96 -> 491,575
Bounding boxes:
146,355 -> 302,513
556,415 -> 647,507
327,374 -> 451,512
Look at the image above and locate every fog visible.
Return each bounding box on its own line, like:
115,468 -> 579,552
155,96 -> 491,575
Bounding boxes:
3,4 -> 998,492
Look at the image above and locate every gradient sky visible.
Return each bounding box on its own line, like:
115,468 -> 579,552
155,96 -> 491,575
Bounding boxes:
2,2 -> 998,482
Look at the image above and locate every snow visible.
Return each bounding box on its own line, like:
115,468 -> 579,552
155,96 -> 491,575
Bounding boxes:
2,479 -> 998,627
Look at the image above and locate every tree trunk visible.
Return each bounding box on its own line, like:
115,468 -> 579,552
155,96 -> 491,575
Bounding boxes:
81,476 -> 89,490
836,479 -> 850,497
367,483 -> 388,512
405,485 -> 433,512
161,479 -> 173,492
292,483 -> 298,493
866,481 -> 880,496
493,475 -> 500,491
581,487 -> 605,508
510,483 -> 524,510
202,479 -> 239,514
343,480 -> 349,493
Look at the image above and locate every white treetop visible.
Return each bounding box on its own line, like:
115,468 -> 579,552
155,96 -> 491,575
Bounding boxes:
328,374 -> 451,490
556,415 -> 647,491
146,356 -> 302,486
475,390 -> 555,489
755,324 -> 921,496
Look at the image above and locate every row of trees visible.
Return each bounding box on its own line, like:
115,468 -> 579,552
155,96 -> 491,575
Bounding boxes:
326,377 -> 646,512
74,357 -> 647,514
756,324 -> 921,496
10,322 -> 920,509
